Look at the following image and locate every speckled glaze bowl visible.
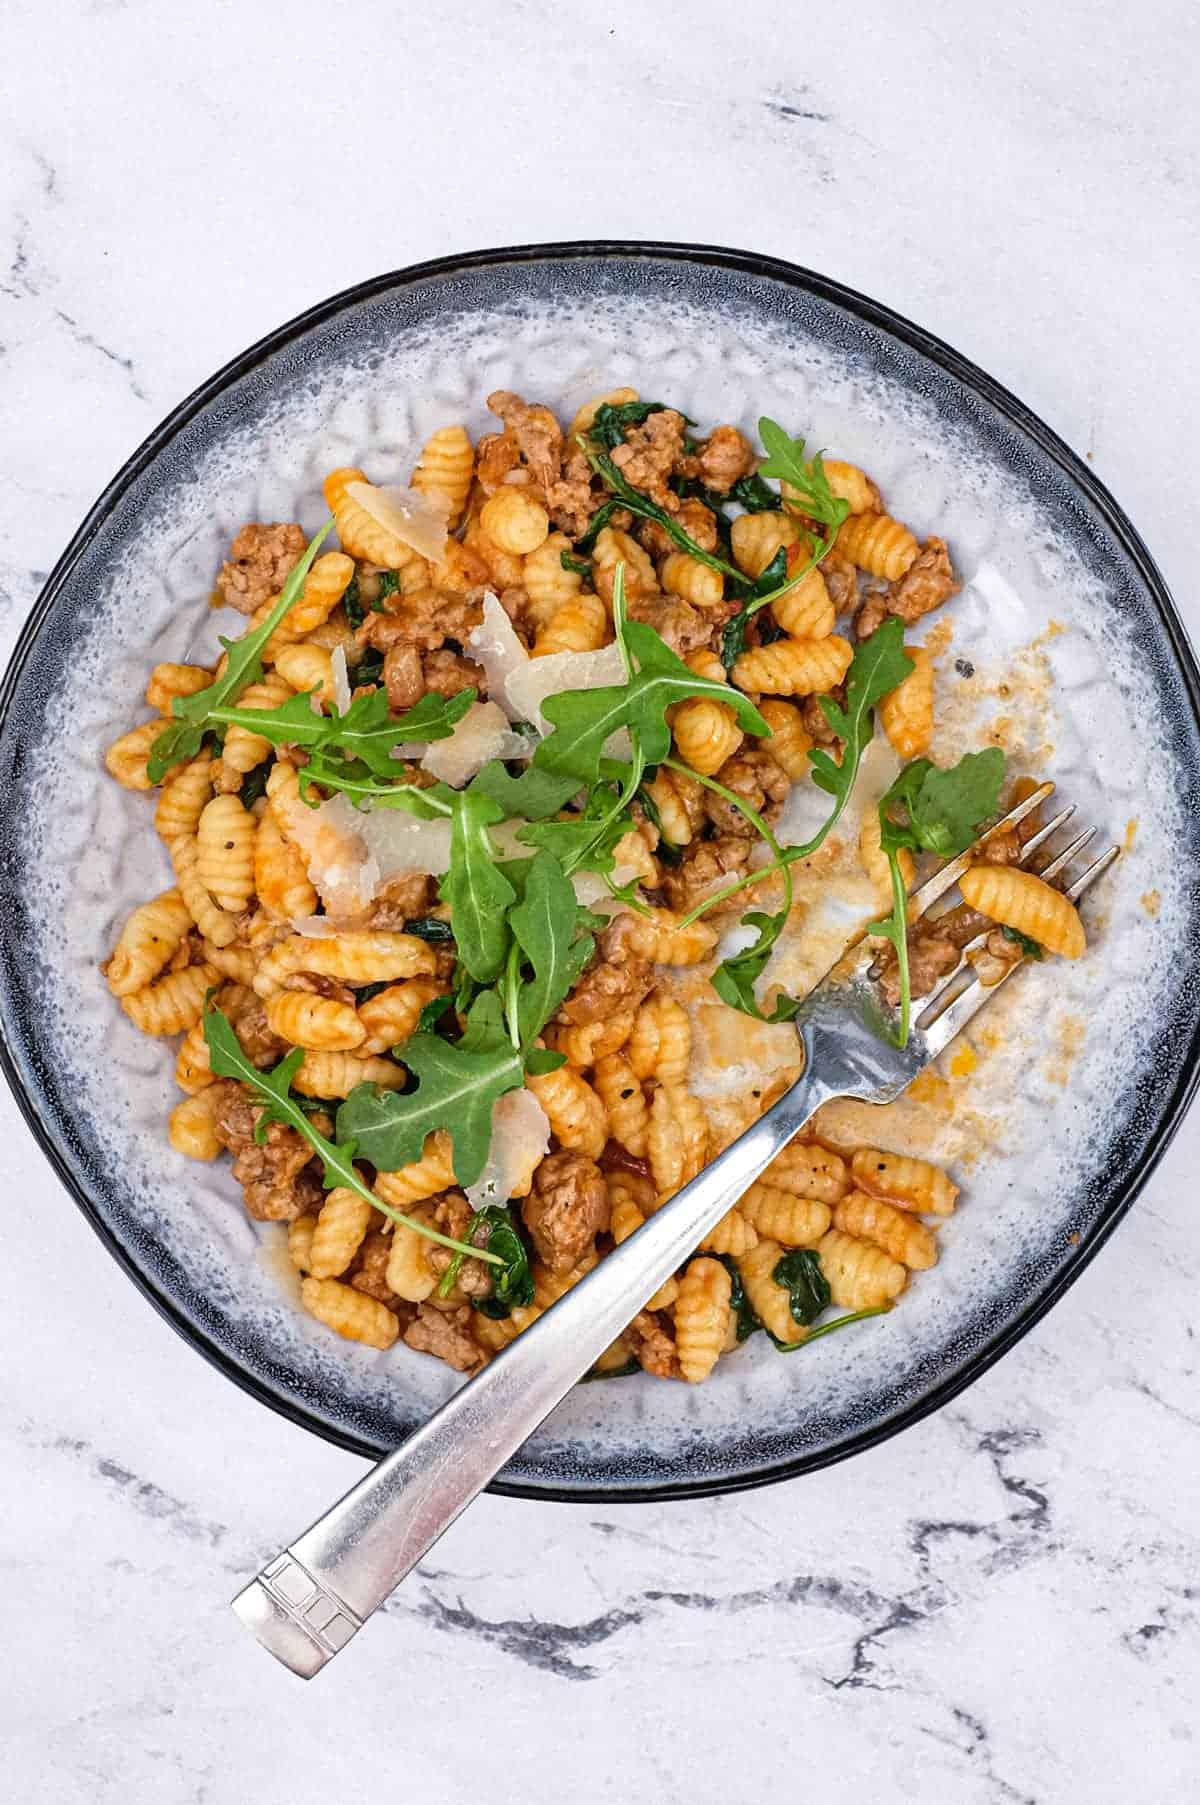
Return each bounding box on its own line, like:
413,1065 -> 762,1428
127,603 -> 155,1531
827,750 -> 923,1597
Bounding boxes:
2,243 -> 1197,1500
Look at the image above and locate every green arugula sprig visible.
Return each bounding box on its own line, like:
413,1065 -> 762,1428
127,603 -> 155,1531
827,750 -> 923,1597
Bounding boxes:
202,1006 -> 503,1265
210,684 -> 475,783
587,399 -> 670,449
584,446 -> 743,581
147,520 -> 334,782
867,748 -> 1007,1047
434,1204 -> 535,1311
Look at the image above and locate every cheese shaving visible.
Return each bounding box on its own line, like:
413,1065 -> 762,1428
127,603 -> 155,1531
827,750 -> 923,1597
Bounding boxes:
345,480 -> 450,563
330,644 -> 351,717
465,1088 -> 551,1208
420,701 -> 532,787
465,591 -> 531,720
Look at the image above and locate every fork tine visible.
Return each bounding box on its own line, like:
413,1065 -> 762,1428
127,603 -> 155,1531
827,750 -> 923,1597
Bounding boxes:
1037,825 -> 1097,881
1018,802 -> 1077,859
1064,844 -> 1120,900
906,782 -> 1054,921
917,840 -> 1121,1060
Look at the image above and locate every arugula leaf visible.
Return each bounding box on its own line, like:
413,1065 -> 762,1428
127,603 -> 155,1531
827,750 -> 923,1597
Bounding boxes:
336,991 -> 524,1187
238,764 -> 270,809
1003,925 -> 1044,960
536,617 -> 768,786
560,549 -> 593,580
709,908 -> 800,1023
720,545 -> 790,671
402,915 -> 456,943
517,779 -> 634,875
148,519 -> 333,781
635,786 -> 682,866
203,1006 -> 498,1263
756,417 -> 850,530
213,685 -> 475,784
587,450 -> 742,581
714,1253 -> 762,1342
575,498 -> 621,555
588,400 -> 668,449
523,1046 -> 567,1075
868,747 -> 1007,1046
509,850 -> 597,1048
354,647 -> 384,687
729,472 -> 781,513
467,1207 -> 535,1317
771,1306 -> 892,1351
580,1357 -> 642,1382
468,761 -> 581,821
808,620 -> 914,814
771,1248 -> 831,1331
416,993 -> 455,1034
439,791 -> 516,982
374,570 -> 401,610
342,570 -> 364,628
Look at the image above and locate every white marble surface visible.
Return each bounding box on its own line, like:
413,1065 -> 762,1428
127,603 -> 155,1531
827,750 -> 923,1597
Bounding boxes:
2,3 -> 1198,1799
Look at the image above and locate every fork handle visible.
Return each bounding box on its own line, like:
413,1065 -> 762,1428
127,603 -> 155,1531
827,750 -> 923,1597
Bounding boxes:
232,1064 -> 834,1676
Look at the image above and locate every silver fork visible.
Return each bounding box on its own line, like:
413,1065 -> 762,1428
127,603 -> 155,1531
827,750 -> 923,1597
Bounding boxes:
231,784 -> 1118,1677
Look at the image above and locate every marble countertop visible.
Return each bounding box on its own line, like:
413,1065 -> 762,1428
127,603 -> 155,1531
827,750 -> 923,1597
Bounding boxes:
3,4 -> 1197,1800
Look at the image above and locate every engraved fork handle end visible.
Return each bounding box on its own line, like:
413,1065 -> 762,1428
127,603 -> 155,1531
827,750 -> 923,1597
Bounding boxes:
232,1555 -> 363,1678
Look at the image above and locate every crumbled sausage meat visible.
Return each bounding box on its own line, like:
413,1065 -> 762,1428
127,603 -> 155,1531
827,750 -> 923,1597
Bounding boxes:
487,390 -> 564,496
626,1310 -> 678,1379
384,642 -> 424,712
662,835 -> 752,916
404,1303 -> 484,1373
282,971 -> 357,1006
609,410 -> 687,509
822,552 -> 860,618
636,498 -> 720,560
522,1152 -> 609,1273
885,537 -> 960,624
360,589 -> 482,655
703,749 -> 790,837
425,1191 -> 494,1300
878,931 -> 961,1010
475,431 -> 524,494
546,447 -> 598,539
233,999 -> 289,1068
686,425 -> 756,494
349,1230 -> 408,1311
626,593 -> 713,657
558,952 -> 654,1026
217,523 -> 307,616
422,649 -> 481,699
800,685 -> 845,749
210,1081 -> 322,1222
855,591 -> 890,640
362,873 -> 436,932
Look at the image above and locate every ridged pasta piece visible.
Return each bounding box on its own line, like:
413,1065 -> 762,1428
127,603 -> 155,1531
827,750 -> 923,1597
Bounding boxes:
154,750 -> 214,841
385,1206 -> 439,1301
613,907 -> 717,966
674,1257 -> 732,1383
215,674 -> 294,779
196,795 -> 256,913
532,1249 -> 599,1310
732,635 -> 853,698
357,979 -> 448,1056
592,526 -> 657,603
253,553 -> 356,660
832,1190 -> 937,1270
480,486 -> 550,555
300,1275 -> 399,1349
288,1213 -> 317,1273
627,994 -> 691,1086
850,1148 -> 958,1216
265,759 -> 308,841
611,825 -> 660,887
145,662 -> 211,714
254,811 -> 318,921
200,941 -> 258,985
525,1065 -> 608,1158
168,834 -> 237,947
308,1185 -> 376,1279
764,1140 -> 849,1205
771,567 -> 835,639
818,459 -> 880,516
373,1132 -> 457,1207
167,1089 -> 223,1160
266,990 -> 366,1051
671,695 -> 744,777
758,699 -> 813,780
959,865 -> 1086,959
104,720 -> 164,790
105,890 -> 193,997
411,424 -> 475,530
641,768 -> 705,847
121,962 -> 218,1036
730,510 -> 800,579
322,467 -> 427,572
607,1173 -> 677,1308
253,930 -> 437,997
531,592 -> 608,658
302,608 -> 358,657
698,1208 -> 758,1256
550,1010 -> 636,1068
294,1050 -> 406,1098
175,1014 -> 216,1093
432,539 -> 490,595
567,386 -> 639,439
659,552 -> 723,608
522,531 -> 584,629
816,1229 -> 908,1310
737,1239 -> 803,1343
878,647 -> 934,760
738,1182 -> 831,1247
272,642 -> 336,709
592,1052 -> 649,1156
858,810 -> 915,908
647,1083 -> 708,1196
463,516 -> 525,590
837,513 -> 919,581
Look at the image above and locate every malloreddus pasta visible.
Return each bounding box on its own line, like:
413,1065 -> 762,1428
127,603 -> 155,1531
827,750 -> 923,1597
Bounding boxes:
103,390 -> 1088,1383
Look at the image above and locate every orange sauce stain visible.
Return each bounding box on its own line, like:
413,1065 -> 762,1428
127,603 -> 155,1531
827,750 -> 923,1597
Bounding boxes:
1141,889 -> 1161,918
1123,818 -> 1139,852
949,1042 -> 978,1078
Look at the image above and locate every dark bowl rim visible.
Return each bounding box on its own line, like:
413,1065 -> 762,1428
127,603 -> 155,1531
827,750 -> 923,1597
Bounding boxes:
3,238 -> 1197,1503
